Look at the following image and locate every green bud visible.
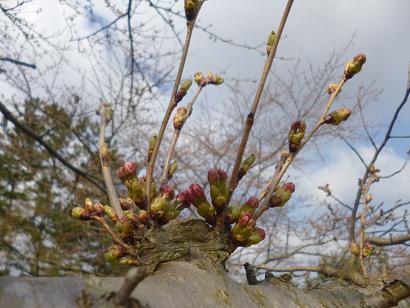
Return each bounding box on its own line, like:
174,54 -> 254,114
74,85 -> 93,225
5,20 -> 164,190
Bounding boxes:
194,72 -> 205,86
168,160 -> 177,180
175,80 -> 192,103
184,0 -> 200,21
226,205 -> 241,225
238,153 -> 256,181
119,257 -> 138,265
266,30 -> 276,56
173,107 -> 188,130
104,205 -> 118,222
71,207 -> 91,220
269,182 -> 295,208
288,121 -> 306,153
344,54 -> 366,80
104,245 -> 125,262
324,108 -> 351,125
147,135 -> 157,163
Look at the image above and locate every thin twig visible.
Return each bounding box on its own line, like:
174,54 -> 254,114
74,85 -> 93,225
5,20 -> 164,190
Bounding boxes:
349,64 -> 410,242
228,0 -> 294,201
161,86 -> 203,184
145,3 -> 204,212
98,104 -> 125,219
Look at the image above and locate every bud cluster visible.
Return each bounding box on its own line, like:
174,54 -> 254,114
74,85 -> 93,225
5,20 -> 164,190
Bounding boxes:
71,198 -> 105,220
208,168 -> 228,212
350,241 -> 374,257
231,213 -> 266,247
194,72 -> 224,87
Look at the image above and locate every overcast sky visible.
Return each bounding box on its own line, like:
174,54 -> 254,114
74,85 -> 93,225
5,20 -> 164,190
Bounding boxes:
1,0 -> 409,209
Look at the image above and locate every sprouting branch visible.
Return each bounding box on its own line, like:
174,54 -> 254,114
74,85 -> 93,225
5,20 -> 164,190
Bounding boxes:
228,0 -> 294,200
161,86 -> 203,184
98,104 -> 125,219
145,2 -> 204,212
254,78 -> 346,220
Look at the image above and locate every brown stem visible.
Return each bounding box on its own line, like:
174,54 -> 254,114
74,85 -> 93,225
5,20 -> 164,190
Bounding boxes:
160,86 -> 203,185
145,4 -> 203,212
91,216 -> 131,250
228,0 -> 294,200
98,105 -> 125,219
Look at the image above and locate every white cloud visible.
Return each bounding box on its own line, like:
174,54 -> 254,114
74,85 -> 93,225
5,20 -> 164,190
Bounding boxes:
297,145 -> 410,208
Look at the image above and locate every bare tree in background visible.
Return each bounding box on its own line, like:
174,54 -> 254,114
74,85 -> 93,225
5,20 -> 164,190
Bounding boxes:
0,1 -> 410,307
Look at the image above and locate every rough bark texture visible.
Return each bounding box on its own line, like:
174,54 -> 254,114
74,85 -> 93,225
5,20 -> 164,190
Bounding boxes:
1,263 -> 410,308
1,220 -> 409,307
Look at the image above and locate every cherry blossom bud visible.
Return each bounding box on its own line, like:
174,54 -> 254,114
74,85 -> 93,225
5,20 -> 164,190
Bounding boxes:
231,213 -> 256,243
266,30 -> 276,56
147,135 -> 157,163
116,217 -> 132,239
84,198 -> 94,211
240,196 -> 259,216
117,161 -> 138,181
194,72 -> 205,86
363,242 -> 374,257
71,207 -> 91,220
124,210 -> 139,224
208,168 -> 228,211
104,205 -> 118,222
324,108 -> 351,125
119,257 -> 138,265
350,242 -> 360,256
288,121 -> 306,153
175,191 -> 191,211
160,185 -> 175,201
184,0 -> 200,21
175,80 -> 192,103
207,73 -> 224,86
138,210 -> 148,224
247,228 -> 266,246
120,198 -> 135,210
344,53 -> 366,80
104,245 -> 125,262
327,83 -> 341,95
93,202 -> 105,216
168,160 -> 177,180
188,184 -> 216,224
238,153 -> 256,181
150,197 -> 168,219
226,205 -> 241,225
269,182 -> 295,208
173,107 -> 188,129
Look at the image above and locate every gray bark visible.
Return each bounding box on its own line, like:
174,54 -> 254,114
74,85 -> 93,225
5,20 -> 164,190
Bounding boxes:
1,261 -> 409,308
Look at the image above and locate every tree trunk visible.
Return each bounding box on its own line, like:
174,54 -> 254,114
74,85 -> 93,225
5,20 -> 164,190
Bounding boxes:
1,260 -> 410,307
1,220 -> 409,307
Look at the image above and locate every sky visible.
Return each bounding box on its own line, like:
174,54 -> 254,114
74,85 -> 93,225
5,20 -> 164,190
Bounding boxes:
1,0 -> 410,212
